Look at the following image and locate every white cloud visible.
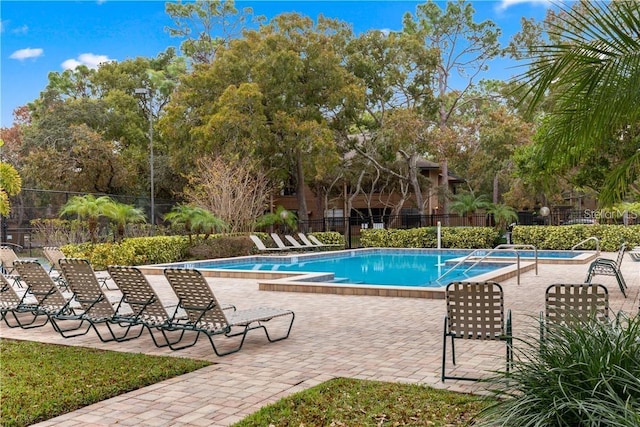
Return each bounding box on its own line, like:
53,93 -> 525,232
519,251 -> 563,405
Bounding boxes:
12,25 -> 29,34
10,48 -> 43,60
0,20 -> 6,33
497,0 -> 553,12
61,53 -> 113,70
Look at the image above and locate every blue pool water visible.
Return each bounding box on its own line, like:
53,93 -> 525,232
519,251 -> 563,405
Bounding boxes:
185,249 -> 514,287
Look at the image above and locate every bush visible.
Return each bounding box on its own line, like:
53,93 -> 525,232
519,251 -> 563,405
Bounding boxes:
62,235 -> 189,269
478,314 -> 640,426
512,225 -> 640,251
360,227 -> 498,249
187,236 -> 255,259
309,231 -> 345,248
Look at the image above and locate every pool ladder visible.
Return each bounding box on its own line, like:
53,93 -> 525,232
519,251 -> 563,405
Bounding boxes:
436,244 -> 539,286
571,236 -> 600,254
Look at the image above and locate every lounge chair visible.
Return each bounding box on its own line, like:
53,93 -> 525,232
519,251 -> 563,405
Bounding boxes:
628,246 -> 640,261
0,246 -> 22,287
585,243 -> 627,297
270,233 -> 304,251
9,260 -> 81,331
442,281 -> 512,382
43,246 -> 68,288
249,234 -> 286,252
541,283 -> 609,342
0,273 -> 47,329
297,232 -> 321,248
56,258 -> 145,342
107,265 -> 235,349
163,268 -> 295,356
307,234 -> 342,248
284,234 -> 318,251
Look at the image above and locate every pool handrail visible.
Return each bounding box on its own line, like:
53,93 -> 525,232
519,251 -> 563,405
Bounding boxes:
436,244 -> 538,285
571,236 -> 600,254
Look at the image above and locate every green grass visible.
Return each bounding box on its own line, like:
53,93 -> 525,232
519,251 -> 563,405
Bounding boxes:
0,339 -> 212,427
232,377 -> 492,427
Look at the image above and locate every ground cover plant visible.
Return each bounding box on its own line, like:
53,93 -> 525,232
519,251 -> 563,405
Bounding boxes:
477,314 -> 640,426
0,339 -> 212,427
232,377 -> 491,426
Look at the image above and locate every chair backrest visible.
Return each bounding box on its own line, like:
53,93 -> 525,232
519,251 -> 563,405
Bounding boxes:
59,258 -> 116,318
0,273 -> 23,309
298,233 -> 318,247
285,235 -> 304,248
445,281 -> 505,340
307,235 -> 325,246
249,235 -> 269,250
270,233 -> 290,249
0,246 -> 19,270
163,268 -> 229,330
43,247 -> 66,272
107,266 -> 171,322
13,260 -> 68,310
545,283 -> 609,325
615,243 -> 627,268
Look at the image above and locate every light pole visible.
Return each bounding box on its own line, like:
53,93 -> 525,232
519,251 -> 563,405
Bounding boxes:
135,87 -> 154,233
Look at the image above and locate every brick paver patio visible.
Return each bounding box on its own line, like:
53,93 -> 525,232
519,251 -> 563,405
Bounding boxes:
1,252 -> 638,426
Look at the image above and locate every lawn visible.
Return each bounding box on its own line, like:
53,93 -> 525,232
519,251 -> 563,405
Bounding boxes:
1,339 -> 491,427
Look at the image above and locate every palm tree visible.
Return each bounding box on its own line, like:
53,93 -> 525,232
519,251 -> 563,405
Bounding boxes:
449,193 -> 490,226
254,206 -> 298,233
164,205 -> 228,243
101,201 -> 146,240
59,195 -> 113,243
0,153 -> 21,217
486,203 -> 519,232
522,1 -> 640,205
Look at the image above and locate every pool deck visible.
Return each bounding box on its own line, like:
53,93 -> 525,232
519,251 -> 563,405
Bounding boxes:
1,251 -> 638,426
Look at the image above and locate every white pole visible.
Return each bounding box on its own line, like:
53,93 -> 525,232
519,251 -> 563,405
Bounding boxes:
437,221 -> 441,249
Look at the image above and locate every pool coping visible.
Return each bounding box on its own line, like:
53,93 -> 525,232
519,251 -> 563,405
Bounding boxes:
139,248 -> 597,299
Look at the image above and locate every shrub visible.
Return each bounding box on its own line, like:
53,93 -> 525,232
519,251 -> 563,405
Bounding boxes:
360,227 -> 498,249
187,236 -> 255,259
512,225 -> 640,251
309,231 -> 345,248
478,314 -> 640,426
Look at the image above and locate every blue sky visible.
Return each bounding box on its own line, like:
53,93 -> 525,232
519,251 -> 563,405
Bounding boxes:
1,0 -> 555,128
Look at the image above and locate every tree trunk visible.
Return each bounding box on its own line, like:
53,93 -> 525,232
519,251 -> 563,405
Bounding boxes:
493,174 -> 499,204
295,148 -> 309,222
441,158 -> 450,226
408,154 -> 424,216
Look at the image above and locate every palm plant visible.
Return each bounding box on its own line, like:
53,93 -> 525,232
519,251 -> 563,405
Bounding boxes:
164,205 -> 228,243
449,193 -> 490,225
101,201 -> 146,240
254,206 -> 298,233
59,195 -> 113,243
486,203 -> 519,232
522,1 -> 640,205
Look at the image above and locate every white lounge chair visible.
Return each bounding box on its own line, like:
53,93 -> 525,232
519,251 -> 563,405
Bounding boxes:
249,235 -> 286,252
270,233 -> 304,251
285,235 -> 314,250
307,234 -> 342,248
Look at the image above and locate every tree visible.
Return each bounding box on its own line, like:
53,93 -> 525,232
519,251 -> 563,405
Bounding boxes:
255,206 -> 298,233
101,201 -> 146,241
0,139 -> 22,217
449,192 -> 490,225
402,0 -> 503,215
486,203 -> 519,232
182,156 -> 271,233
164,205 -> 228,243
521,1 -> 640,205
59,195 -> 113,243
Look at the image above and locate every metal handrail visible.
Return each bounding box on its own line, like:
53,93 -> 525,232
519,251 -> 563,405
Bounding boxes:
571,236 -> 600,254
435,248 -> 485,284
463,249 -> 522,285
436,248 -> 522,285
490,244 -> 538,275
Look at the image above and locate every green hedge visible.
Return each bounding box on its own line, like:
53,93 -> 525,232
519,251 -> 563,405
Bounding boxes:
62,235 -> 190,270
309,231 -> 345,249
360,227 -> 499,249
511,225 -> 640,252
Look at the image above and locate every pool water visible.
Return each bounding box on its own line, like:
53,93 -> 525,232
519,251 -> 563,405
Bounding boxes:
191,250 -> 509,287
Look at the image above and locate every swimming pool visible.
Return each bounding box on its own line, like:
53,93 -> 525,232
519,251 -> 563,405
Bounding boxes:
175,248 -> 540,288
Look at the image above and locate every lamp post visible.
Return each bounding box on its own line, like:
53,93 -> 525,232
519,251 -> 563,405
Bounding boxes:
134,87 -> 154,233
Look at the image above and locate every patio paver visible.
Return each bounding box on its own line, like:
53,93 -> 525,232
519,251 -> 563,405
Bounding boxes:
1,252 -> 638,426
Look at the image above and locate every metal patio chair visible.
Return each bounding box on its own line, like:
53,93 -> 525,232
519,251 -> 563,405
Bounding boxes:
163,268 -> 295,356
107,265 -> 235,350
442,281 -> 513,382
541,283 -> 609,342
585,243 -> 627,297
56,258 -> 145,342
